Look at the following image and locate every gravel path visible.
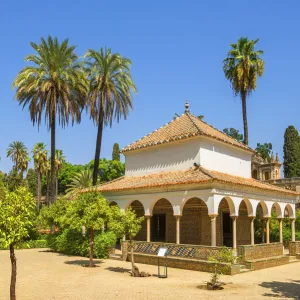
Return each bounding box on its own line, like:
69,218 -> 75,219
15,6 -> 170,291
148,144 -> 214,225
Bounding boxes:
0,249 -> 299,300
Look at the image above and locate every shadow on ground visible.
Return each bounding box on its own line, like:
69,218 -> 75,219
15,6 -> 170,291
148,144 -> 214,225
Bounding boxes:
105,267 -> 131,273
260,280 -> 300,299
64,260 -> 103,266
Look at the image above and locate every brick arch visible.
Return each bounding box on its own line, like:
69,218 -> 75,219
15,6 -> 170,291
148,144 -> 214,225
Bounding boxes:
284,203 -> 295,218
149,198 -> 175,215
239,198 -> 254,216
217,196 -> 236,216
180,197 -> 208,211
126,200 -> 145,213
271,202 -> 282,218
256,201 -> 269,218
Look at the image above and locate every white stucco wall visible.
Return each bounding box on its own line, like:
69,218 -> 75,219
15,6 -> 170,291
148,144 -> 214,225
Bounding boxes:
125,138 -> 201,176
124,137 -> 252,178
199,138 -> 252,178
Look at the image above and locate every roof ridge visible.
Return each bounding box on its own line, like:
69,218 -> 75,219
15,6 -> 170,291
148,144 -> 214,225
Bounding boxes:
190,113 -> 254,151
197,166 -> 216,179
121,114 -> 183,152
185,112 -> 203,135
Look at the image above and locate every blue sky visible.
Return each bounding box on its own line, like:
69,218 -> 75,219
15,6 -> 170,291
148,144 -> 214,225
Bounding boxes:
1,0 -> 300,173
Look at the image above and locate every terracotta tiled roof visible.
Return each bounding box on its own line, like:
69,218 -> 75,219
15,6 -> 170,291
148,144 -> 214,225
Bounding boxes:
121,112 -> 254,153
90,167 -> 298,196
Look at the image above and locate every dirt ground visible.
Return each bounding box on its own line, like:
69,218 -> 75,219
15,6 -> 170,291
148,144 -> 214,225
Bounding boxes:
0,249 -> 300,300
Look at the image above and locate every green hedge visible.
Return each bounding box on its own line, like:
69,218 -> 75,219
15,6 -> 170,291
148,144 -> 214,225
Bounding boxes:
0,239 -> 48,250
46,228 -> 116,259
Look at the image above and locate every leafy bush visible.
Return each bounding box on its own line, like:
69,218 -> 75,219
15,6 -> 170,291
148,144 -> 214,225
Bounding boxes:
46,229 -> 116,259
23,240 -> 48,249
94,231 -> 116,258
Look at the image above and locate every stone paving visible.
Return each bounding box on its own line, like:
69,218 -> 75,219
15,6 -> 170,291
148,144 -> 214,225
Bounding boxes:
0,249 -> 300,300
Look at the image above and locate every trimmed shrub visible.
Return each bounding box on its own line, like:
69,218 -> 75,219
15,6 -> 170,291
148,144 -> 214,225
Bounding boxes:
0,239 -> 48,250
46,229 -> 116,258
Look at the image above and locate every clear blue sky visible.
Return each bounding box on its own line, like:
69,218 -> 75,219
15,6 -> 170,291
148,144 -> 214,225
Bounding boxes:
1,0 -> 300,173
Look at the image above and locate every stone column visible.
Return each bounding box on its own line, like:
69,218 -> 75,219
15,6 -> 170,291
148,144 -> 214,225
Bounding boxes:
278,218 -> 283,243
146,216 -> 151,242
265,218 -> 270,244
249,216 -> 255,246
231,216 -> 238,250
291,218 -> 296,242
261,219 -> 265,243
209,214 -> 217,247
175,216 -> 181,244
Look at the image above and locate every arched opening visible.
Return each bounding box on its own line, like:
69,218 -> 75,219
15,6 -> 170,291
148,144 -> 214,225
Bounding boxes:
284,204 -> 294,218
237,200 -> 251,246
254,202 -> 268,244
269,203 -> 282,243
181,198 -> 208,245
128,200 -> 146,241
152,198 -> 174,243
218,198 -> 234,247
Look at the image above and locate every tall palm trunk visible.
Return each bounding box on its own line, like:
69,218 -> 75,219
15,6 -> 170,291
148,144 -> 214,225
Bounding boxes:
50,116 -> 56,203
10,244 -> 17,300
92,102 -> 104,186
241,90 -> 248,145
37,170 -> 41,209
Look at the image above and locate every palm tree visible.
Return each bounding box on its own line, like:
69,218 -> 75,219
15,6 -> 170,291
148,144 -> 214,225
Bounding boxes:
13,36 -> 89,203
84,48 -> 137,185
66,169 -> 92,198
55,149 -> 66,197
223,37 -> 264,145
32,143 -> 48,208
6,141 -> 30,177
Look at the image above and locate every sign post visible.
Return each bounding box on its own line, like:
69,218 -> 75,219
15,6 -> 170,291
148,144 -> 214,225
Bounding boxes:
157,247 -> 168,278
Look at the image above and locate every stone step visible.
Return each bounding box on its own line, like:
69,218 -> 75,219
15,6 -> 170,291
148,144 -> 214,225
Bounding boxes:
109,254 -> 122,261
288,256 -> 299,263
240,268 -> 251,273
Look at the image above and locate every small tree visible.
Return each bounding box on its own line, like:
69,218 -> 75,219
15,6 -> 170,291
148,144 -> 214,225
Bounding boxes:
112,143 -> 120,161
66,191 -> 112,267
0,186 -> 36,300
208,247 -> 235,290
113,207 -> 144,277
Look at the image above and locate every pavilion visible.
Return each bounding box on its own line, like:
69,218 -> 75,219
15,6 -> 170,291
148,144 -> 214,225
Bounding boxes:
96,101 -> 298,251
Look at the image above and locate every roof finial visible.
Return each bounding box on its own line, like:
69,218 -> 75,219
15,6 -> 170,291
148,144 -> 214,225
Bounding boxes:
185,100 -> 189,113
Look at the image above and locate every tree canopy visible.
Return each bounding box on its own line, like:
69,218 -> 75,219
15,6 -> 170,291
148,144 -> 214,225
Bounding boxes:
112,143 -> 120,161
223,128 -> 243,142
84,48 -> 136,185
223,37 -> 264,145
256,142 -> 273,162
